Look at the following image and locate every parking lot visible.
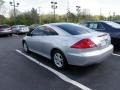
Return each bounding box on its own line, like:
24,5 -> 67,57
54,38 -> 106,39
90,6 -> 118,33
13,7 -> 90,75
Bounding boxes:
0,35 -> 120,90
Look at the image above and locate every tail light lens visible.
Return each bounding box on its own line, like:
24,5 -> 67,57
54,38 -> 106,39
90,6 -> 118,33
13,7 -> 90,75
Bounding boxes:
71,39 -> 96,49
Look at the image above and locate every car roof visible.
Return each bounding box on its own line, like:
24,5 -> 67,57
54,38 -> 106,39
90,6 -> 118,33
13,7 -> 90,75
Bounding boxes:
42,23 -> 77,36
86,21 -> 120,25
43,22 -> 81,27
85,21 -> 103,23
85,21 -> 115,23
42,22 -> 92,36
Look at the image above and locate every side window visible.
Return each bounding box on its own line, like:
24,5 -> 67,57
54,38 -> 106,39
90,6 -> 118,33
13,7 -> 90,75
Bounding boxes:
31,27 -> 45,36
89,23 -> 105,30
42,26 -> 58,36
89,23 -> 98,29
97,23 -> 105,30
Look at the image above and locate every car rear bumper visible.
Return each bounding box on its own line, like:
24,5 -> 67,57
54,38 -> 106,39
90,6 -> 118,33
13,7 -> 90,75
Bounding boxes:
66,45 -> 113,66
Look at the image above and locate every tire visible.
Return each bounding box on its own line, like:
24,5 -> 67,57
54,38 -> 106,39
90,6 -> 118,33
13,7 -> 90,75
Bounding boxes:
23,42 -> 29,53
52,50 -> 68,69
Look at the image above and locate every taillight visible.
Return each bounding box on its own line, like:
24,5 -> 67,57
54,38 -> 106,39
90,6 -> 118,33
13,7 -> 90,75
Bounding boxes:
71,39 -> 96,49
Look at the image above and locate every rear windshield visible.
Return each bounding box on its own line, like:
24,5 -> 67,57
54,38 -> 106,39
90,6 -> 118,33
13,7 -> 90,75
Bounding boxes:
56,24 -> 94,35
0,25 -> 9,29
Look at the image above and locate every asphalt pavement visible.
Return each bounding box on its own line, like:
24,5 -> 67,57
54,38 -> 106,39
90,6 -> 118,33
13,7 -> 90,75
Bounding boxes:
0,35 -> 120,90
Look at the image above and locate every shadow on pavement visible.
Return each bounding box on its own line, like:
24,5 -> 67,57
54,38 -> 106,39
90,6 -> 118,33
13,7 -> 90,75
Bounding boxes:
114,46 -> 120,54
22,50 -> 100,77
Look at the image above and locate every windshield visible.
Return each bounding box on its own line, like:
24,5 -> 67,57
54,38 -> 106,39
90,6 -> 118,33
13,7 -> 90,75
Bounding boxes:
56,23 -> 95,35
104,21 -> 120,29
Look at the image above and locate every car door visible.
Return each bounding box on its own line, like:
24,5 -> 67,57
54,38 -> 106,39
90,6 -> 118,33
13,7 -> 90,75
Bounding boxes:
26,27 -> 45,53
38,26 -> 59,57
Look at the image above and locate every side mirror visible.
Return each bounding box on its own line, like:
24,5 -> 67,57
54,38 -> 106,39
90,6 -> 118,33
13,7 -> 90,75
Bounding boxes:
27,32 -> 32,36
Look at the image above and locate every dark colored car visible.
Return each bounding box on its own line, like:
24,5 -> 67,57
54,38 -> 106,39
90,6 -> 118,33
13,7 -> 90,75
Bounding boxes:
84,21 -> 120,47
11,25 -> 29,34
115,21 -> 120,24
0,25 -> 12,36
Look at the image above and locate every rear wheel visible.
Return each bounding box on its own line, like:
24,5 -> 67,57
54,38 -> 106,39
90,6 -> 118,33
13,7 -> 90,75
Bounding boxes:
52,50 -> 68,69
23,42 -> 29,53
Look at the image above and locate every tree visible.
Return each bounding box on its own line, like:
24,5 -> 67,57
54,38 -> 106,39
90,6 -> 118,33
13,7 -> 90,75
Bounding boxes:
67,12 -> 77,22
0,15 -> 5,24
7,8 -> 40,25
9,9 -> 21,18
31,8 -> 39,24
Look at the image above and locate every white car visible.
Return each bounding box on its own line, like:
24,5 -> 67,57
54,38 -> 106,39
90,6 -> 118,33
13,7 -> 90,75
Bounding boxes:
12,25 -> 29,34
22,23 -> 113,69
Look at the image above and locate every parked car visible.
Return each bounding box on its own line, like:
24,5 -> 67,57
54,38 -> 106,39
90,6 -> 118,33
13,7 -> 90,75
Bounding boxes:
29,24 -> 40,32
22,23 -> 113,69
84,21 -> 120,47
0,25 -> 12,36
115,21 -> 120,24
11,25 -> 29,34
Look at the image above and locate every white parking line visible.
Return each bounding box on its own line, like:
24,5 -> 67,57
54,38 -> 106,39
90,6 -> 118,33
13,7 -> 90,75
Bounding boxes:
112,53 -> 120,56
16,50 -> 92,90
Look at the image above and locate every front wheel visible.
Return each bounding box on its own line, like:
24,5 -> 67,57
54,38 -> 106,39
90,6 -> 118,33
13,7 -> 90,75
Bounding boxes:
52,50 -> 68,69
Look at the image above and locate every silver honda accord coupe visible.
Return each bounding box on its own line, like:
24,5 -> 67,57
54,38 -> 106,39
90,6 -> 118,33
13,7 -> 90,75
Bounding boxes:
22,23 -> 113,69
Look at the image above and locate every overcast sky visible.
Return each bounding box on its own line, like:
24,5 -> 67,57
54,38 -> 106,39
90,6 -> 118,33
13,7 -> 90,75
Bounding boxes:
3,0 -> 120,17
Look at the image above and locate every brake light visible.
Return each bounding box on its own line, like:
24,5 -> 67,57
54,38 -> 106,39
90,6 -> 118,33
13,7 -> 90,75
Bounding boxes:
71,39 -> 96,49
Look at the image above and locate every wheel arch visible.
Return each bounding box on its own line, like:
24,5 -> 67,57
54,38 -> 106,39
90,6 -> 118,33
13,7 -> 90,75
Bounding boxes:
51,48 -> 62,55
50,48 -> 66,60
